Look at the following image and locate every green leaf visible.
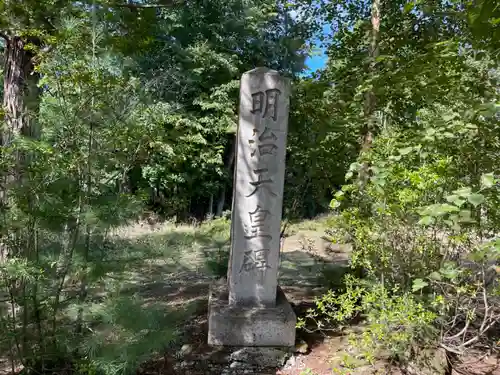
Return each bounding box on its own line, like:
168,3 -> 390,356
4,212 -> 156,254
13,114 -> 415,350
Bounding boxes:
334,190 -> 345,199
445,195 -> 466,207
403,2 -> 415,14
458,210 -> 475,223
454,187 -> 472,197
442,113 -> 456,121
418,216 -> 435,225
412,278 -> 428,292
428,203 -> 459,216
399,147 -> 413,155
330,199 -> 341,209
428,271 -> 442,281
440,204 -> 460,213
481,173 -> 495,188
440,265 -> 459,281
468,193 -> 485,207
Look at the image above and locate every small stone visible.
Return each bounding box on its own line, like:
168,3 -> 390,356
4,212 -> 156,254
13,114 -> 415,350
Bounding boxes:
207,350 -> 231,364
230,347 -> 290,367
230,361 -> 245,368
294,339 -> 309,354
179,343 -> 193,356
285,355 -> 296,368
179,360 -> 194,368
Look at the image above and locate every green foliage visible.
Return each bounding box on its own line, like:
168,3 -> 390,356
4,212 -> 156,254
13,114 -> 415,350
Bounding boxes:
298,275 -> 437,365
1,0 -> 500,372
353,284 -> 437,364
297,274 -> 364,332
286,79 -> 358,218
299,369 -> 319,375
199,217 -> 231,277
77,296 -> 182,375
303,0 -> 500,368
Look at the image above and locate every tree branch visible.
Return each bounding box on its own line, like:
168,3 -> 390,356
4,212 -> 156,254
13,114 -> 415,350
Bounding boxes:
0,31 -> 9,41
113,1 -> 180,8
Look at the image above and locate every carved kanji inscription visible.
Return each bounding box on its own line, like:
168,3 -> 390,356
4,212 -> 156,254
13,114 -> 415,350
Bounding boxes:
243,205 -> 272,239
239,248 -> 271,273
248,127 -> 279,157
250,89 -> 281,121
246,168 -> 277,197
227,68 -> 290,308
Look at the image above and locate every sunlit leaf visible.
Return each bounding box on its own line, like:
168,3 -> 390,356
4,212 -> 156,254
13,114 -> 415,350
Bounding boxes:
418,215 -> 435,225
481,172 -> 495,188
399,147 -> 413,155
412,278 -> 428,292
468,193 -> 485,207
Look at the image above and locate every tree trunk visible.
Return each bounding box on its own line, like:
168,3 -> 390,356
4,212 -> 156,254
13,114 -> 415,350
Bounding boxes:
2,35 -> 41,144
216,136 -> 236,217
1,35 -> 41,204
359,0 -> 381,186
216,187 -> 226,217
208,194 -> 214,217
0,35 -> 41,262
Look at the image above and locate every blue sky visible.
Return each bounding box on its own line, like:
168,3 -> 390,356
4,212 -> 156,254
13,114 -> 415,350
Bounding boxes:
306,47 -> 327,73
303,23 -> 331,74
288,4 -> 332,75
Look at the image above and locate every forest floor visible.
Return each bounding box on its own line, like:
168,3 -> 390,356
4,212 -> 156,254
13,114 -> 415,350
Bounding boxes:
1,216 -> 498,375
109,215 -> 403,375
122,217 -> 347,375
124,216 -> 499,375
121,215 -> 362,375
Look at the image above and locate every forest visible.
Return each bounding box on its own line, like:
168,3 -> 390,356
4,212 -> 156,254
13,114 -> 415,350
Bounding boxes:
0,0 -> 499,374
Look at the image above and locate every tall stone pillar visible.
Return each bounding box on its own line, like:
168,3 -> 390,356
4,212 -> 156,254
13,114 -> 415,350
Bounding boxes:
208,67 -> 296,347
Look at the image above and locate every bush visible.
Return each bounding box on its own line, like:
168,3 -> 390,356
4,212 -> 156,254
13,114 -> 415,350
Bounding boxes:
297,275 -> 438,365
199,217 -> 231,278
353,283 -> 437,364
306,120 -> 500,367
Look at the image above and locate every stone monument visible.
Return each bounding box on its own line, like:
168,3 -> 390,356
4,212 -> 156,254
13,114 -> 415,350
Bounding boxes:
208,67 -> 296,348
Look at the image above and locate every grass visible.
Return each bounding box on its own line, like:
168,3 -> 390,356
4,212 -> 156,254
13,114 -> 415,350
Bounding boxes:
286,214 -> 333,235
7,218 -> 233,375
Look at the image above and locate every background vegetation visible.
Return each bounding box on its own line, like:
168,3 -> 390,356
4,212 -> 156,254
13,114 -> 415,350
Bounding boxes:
0,0 -> 499,374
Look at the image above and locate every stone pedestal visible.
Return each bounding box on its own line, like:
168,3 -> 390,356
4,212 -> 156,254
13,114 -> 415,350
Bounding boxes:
208,280 -> 296,347
208,67 -> 296,351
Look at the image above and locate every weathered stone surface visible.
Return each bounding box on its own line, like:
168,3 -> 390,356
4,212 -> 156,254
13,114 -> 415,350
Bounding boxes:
230,347 -> 291,367
208,281 -> 296,347
228,67 -> 291,307
208,67 -> 294,350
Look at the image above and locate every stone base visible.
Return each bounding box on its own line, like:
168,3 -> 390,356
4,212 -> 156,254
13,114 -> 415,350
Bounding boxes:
208,280 -> 296,347
174,345 -> 292,374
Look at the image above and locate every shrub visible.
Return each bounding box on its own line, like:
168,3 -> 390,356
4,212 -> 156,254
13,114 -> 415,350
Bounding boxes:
199,217 -> 231,278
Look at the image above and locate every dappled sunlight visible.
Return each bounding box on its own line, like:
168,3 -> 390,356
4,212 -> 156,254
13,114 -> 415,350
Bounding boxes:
0,0 -> 498,373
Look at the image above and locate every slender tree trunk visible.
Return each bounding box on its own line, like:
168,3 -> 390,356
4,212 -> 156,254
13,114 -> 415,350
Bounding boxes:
216,187 -> 226,217
359,0 -> 381,186
208,194 -> 214,217
216,136 -> 236,217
